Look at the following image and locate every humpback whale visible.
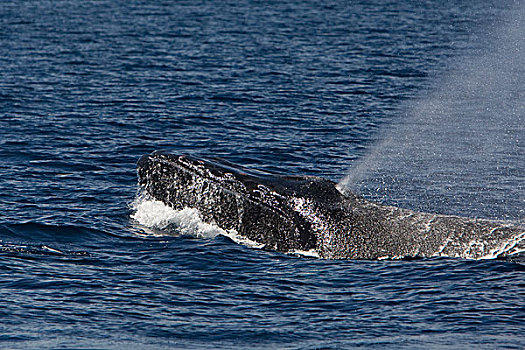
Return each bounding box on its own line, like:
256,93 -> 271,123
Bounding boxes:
137,151 -> 525,259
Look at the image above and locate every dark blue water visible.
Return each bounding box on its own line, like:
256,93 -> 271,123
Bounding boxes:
1,0 -> 524,348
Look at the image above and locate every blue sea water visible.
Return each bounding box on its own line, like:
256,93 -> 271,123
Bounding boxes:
1,0 -> 524,349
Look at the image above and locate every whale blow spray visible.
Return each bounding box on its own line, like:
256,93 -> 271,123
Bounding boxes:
339,3 -> 524,221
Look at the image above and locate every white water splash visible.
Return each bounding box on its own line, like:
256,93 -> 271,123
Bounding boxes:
130,195 -> 265,249
131,198 -> 223,238
292,249 -> 320,258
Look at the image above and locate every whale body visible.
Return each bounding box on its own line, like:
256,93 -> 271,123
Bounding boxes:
137,151 -> 525,259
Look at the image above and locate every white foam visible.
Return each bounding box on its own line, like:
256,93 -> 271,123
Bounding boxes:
130,196 -> 266,249
222,231 -> 265,249
292,249 -> 320,258
130,197 -> 223,239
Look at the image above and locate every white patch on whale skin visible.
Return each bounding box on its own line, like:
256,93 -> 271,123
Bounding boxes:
292,197 -> 329,236
433,227 -> 525,260
481,230 -> 525,259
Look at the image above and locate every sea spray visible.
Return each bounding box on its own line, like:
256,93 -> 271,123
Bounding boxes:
130,194 -> 266,249
339,2 -> 525,221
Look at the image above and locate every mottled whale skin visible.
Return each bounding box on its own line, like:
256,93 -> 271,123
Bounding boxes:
137,151 -> 524,259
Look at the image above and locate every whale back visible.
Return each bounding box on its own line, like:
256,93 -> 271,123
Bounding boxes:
137,152 -> 525,259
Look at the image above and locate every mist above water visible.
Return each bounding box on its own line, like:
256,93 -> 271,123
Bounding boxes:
340,3 -> 524,221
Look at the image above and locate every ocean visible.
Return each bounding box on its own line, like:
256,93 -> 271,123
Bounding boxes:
1,0 -> 524,348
